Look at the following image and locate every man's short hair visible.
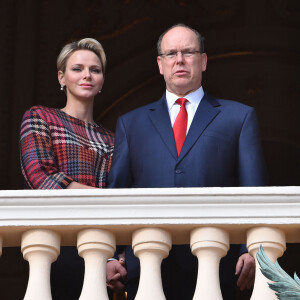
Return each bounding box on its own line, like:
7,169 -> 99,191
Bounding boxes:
157,23 -> 205,55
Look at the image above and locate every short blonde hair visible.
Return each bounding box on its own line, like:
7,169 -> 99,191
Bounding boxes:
57,38 -> 107,74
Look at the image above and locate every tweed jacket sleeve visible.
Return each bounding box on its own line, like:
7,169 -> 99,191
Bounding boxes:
20,107 -> 73,189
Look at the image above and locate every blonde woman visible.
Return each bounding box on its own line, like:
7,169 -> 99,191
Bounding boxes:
20,38 -> 114,189
19,38 -> 114,299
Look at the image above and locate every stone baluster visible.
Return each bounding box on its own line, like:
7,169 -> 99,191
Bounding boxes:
21,229 -> 60,300
77,229 -> 116,300
247,226 -> 286,300
191,227 -> 229,300
132,228 -> 172,300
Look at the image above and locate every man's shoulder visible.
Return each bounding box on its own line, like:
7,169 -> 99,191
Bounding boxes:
120,96 -> 164,119
218,98 -> 252,109
208,93 -> 254,112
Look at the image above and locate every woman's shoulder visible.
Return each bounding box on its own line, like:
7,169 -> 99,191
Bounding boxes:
23,105 -> 63,122
25,105 -> 58,116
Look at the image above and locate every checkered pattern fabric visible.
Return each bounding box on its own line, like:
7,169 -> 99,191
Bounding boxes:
20,106 -> 114,189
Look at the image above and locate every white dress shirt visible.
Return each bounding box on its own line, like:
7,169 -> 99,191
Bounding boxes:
166,86 -> 204,134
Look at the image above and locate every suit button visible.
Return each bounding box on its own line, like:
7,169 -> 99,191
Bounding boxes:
175,170 -> 182,174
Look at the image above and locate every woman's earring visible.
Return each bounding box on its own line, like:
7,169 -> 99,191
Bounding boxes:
60,85 -> 64,91
99,90 -> 102,94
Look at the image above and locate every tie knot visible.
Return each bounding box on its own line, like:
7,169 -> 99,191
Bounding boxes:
176,98 -> 188,106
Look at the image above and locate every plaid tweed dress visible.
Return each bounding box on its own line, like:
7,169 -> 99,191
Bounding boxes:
20,106 -> 114,189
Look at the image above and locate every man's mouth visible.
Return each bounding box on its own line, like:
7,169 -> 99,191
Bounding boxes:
174,70 -> 188,76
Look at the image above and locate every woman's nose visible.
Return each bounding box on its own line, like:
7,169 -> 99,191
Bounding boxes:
83,69 -> 91,78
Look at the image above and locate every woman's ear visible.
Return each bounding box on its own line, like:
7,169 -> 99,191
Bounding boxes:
58,70 -> 65,86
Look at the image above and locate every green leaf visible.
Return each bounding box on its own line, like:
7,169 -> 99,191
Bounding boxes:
256,245 -> 300,300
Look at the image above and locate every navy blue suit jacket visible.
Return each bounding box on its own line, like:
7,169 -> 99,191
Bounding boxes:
109,92 -> 267,188
108,92 -> 268,299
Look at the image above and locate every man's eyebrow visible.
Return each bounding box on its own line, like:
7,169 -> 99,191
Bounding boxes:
164,47 -> 196,52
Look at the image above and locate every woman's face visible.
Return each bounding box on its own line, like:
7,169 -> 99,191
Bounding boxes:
58,50 -> 104,102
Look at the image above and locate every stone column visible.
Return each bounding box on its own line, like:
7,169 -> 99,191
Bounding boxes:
247,226 -> 286,300
191,227 -> 229,300
132,228 -> 172,300
21,229 -> 60,300
77,229 -> 116,300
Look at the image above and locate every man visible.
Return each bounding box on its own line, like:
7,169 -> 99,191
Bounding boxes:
107,24 -> 268,299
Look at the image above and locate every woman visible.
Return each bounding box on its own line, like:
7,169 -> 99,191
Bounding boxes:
20,38 -> 114,189
19,38 -> 114,300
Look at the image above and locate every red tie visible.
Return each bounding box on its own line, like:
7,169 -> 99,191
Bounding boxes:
173,98 -> 188,155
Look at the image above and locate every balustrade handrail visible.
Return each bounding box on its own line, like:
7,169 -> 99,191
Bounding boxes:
0,186 -> 299,246
0,186 -> 299,300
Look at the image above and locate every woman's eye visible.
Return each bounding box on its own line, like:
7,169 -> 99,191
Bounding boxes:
72,67 -> 81,72
91,69 -> 101,73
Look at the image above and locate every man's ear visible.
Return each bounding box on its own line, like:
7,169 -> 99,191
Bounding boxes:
201,53 -> 208,72
157,56 -> 163,75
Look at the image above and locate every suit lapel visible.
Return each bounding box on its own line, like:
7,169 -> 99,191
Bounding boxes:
148,95 -> 178,160
178,93 -> 221,161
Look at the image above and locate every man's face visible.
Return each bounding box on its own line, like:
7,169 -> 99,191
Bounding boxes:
157,26 -> 207,97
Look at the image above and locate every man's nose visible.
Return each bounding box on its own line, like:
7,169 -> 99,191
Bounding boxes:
175,52 -> 184,63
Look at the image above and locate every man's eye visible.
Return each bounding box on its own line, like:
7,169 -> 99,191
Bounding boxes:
166,52 -> 176,58
182,51 -> 193,57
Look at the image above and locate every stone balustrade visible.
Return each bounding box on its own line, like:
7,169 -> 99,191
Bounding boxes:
0,186 -> 299,299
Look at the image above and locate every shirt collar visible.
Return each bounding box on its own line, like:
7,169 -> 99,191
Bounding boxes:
166,86 -> 204,110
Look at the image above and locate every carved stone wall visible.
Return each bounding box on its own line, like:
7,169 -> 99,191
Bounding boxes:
0,0 -> 299,189
0,0 -> 300,189
0,0 -> 299,190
